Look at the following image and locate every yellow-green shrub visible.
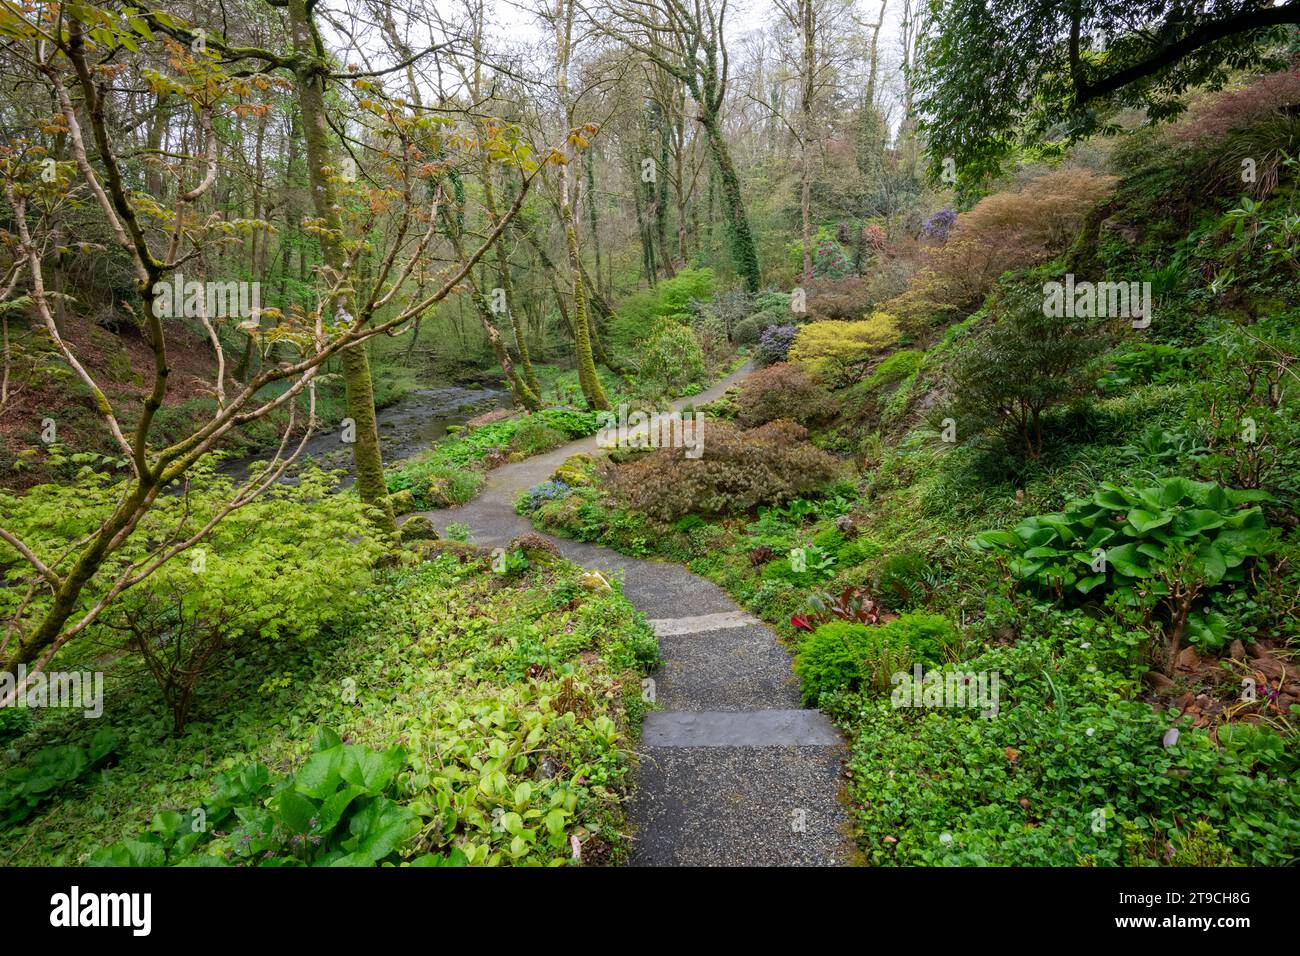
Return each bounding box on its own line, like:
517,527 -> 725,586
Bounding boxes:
789,313 -> 898,385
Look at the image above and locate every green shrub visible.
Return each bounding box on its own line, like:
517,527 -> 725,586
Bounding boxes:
93,468 -> 383,731
944,286 -> 1112,458
609,268 -> 716,356
877,612 -> 959,664
0,464 -> 385,735
794,622 -> 875,705
731,315 -> 765,345
1,730 -> 118,826
636,318 -> 706,397
975,476 -> 1273,672
794,612 -> 957,705
974,477 -> 1271,602
508,422 -> 568,458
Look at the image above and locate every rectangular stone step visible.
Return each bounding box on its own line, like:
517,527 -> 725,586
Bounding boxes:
641,709 -> 842,748
647,609 -> 762,636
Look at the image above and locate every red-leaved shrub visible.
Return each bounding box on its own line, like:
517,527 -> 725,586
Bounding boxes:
805,276 -> 872,322
882,167 -> 1117,333
610,419 -> 840,520
736,363 -> 838,427
1172,70 -> 1300,148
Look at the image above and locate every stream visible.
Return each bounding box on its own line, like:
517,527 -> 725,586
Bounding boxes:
225,384 -> 507,484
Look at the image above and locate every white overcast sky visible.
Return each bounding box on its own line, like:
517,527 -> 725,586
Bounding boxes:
486,0 -> 903,58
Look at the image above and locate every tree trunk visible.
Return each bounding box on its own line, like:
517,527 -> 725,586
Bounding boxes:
441,207 -> 542,410
653,100 -> 675,278
483,169 -> 540,396
287,0 -> 394,533
701,115 -> 761,292
585,147 -> 604,293
553,0 -> 609,410
562,210 -> 608,410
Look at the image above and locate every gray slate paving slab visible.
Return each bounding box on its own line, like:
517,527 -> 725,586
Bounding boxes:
642,709 -> 842,747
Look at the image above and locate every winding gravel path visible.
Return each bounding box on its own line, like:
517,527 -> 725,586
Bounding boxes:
418,365 -> 854,866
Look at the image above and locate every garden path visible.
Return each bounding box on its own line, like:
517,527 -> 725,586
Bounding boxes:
420,364 -> 854,865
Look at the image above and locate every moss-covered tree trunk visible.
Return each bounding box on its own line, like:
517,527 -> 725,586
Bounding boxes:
553,0 -> 609,411
701,116 -> 760,292
562,209 -> 608,410
440,206 -> 542,410
482,166 -> 540,397
287,0 -> 394,533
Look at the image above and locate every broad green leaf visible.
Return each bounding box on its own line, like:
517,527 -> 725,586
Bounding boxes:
340,744 -> 404,795
1076,573 -> 1107,594
312,727 -> 343,752
295,748 -> 344,799
1195,542 -> 1227,585
1171,509 -> 1226,535
544,807 -> 567,836
345,797 -> 418,863
275,789 -> 319,834
1105,543 -> 1148,578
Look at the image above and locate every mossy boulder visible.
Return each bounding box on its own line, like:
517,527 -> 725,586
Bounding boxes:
607,445 -> 653,466
509,533 -> 562,566
399,515 -> 439,542
422,475 -> 455,508
387,489 -> 417,515
532,491 -> 595,538
551,453 -> 597,487
423,539 -> 489,563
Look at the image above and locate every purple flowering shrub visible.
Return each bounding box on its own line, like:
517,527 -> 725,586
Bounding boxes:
922,207 -> 957,242
756,323 -> 799,366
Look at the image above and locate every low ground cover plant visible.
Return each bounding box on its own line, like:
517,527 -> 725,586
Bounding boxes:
1,552 -> 659,867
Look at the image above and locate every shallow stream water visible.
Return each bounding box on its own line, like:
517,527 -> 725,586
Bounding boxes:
224,384 -> 507,484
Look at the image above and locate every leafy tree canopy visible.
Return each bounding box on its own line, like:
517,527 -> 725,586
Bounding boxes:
918,0 -> 1300,187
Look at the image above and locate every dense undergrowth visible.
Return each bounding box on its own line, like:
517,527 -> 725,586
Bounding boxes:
520,78 -> 1300,866
0,547 -> 657,866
